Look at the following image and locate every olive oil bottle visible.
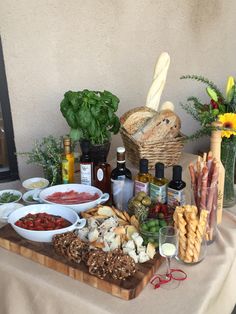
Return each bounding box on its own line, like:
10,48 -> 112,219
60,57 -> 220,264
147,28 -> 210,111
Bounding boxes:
150,162 -> 168,204
134,159 -> 152,195
62,137 -> 74,184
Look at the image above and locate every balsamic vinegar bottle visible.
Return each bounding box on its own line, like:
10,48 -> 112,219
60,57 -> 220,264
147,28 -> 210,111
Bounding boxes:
150,162 -> 168,204
167,165 -> 186,207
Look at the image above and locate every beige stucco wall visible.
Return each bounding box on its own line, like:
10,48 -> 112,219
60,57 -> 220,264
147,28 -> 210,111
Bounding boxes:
0,0 -> 236,180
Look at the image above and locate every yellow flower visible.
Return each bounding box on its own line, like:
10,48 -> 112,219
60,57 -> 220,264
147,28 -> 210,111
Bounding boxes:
218,113 -> 236,138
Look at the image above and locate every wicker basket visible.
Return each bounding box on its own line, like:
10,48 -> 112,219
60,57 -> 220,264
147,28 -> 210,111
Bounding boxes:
120,128 -> 186,169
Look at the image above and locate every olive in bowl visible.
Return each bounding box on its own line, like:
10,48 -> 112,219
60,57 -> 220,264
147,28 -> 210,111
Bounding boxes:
140,218 -> 167,249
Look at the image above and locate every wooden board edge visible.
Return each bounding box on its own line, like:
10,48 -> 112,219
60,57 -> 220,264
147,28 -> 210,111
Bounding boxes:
0,229 -> 162,300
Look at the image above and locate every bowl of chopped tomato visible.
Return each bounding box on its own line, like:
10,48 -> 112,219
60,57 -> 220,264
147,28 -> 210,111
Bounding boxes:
34,184 -> 109,213
7,204 -> 86,242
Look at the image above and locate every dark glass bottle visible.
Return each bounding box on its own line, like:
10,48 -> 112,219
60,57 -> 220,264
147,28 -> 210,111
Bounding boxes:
94,153 -> 111,195
167,165 -> 186,207
80,140 -> 93,185
150,162 -> 168,204
110,147 -> 132,210
110,147 -> 132,181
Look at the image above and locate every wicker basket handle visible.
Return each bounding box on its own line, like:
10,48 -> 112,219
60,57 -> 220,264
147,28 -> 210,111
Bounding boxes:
146,52 -> 170,112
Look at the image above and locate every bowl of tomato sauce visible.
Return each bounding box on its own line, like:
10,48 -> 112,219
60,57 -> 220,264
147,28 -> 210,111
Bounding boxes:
34,184 -> 109,213
7,204 -> 86,242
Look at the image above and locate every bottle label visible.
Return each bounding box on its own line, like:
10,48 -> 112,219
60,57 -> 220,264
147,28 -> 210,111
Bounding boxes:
167,187 -> 185,207
134,180 -> 149,195
150,183 -> 167,204
62,160 -> 69,184
97,168 -> 104,182
80,163 -> 92,185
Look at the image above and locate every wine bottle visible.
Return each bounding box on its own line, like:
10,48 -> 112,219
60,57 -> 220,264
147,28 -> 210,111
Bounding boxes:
210,121 -> 225,224
110,147 -> 133,210
62,137 -> 74,184
80,140 -> 93,186
167,165 -> 186,207
134,159 -> 152,195
150,162 -> 168,204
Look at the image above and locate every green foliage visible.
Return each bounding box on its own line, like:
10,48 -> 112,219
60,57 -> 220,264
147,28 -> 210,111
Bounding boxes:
180,75 -> 225,100
18,136 -> 63,185
60,89 -> 120,144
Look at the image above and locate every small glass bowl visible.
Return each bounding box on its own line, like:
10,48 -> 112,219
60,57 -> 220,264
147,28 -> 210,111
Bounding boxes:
139,218 -> 160,249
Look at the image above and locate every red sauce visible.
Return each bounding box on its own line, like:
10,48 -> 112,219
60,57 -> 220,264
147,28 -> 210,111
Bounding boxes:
15,213 -> 72,231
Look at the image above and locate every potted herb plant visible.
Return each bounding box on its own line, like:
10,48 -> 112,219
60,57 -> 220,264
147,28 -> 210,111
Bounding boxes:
60,89 -> 120,162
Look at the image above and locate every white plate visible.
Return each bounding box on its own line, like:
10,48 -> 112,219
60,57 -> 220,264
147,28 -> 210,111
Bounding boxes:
0,203 -> 24,222
0,189 -> 22,204
34,184 -> 109,213
7,204 -> 86,242
22,177 -> 49,190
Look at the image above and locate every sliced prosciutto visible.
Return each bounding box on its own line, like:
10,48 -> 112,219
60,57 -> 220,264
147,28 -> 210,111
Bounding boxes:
45,190 -> 100,205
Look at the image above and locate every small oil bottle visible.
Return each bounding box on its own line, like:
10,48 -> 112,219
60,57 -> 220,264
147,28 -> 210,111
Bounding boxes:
62,137 -> 75,184
94,153 -> 111,195
167,165 -> 186,207
150,162 -> 168,204
134,159 -> 152,195
80,140 -> 93,185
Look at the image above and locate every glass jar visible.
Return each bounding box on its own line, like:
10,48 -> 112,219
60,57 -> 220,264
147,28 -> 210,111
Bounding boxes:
191,184 -> 218,244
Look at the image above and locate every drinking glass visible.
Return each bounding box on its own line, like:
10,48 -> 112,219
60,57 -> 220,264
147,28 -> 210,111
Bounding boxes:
159,226 -> 178,279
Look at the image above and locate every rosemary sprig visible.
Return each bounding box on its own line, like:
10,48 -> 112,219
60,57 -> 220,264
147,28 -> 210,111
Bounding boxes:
180,75 -> 225,101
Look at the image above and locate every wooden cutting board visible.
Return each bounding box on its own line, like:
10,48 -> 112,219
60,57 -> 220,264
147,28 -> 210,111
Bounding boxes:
0,224 -> 162,300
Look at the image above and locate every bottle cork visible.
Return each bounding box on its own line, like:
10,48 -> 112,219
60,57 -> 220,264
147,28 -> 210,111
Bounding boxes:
210,121 -> 225,224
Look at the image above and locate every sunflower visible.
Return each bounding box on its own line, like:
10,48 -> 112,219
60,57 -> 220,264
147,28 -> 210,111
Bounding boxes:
218,113 -> 236,138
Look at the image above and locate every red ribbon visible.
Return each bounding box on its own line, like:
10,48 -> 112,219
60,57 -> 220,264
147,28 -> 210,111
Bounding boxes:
150,269 -> 187,289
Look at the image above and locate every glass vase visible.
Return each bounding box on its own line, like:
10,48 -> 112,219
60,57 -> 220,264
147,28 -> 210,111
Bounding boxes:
43,164 -> 62,186
221,140 -> 236,208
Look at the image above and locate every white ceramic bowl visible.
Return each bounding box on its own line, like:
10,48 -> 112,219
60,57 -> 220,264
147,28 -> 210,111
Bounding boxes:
7,204 -> 86,242
23,189 -> 40,204
22,177 -> 49,190
0,203 -> 24,222
0,189 -> 22,204
34,184 -> 109,213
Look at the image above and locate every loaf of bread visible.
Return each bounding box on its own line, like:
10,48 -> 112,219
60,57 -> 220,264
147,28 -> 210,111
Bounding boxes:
121,107 -> 181,142
132,109 -> 181,142
120,106 -> 156,135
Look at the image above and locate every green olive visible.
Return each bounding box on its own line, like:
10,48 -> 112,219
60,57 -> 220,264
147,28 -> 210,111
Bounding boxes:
135,195 -> 144,202
137,191 -> 147,198
141,196 -> 152,206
